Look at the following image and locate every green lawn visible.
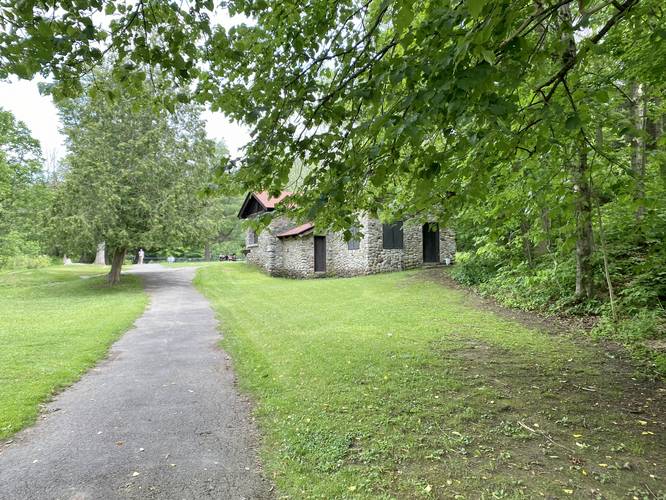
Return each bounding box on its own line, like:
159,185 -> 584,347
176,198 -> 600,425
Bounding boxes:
0,265 -> 147,439
196,264 -> 665,499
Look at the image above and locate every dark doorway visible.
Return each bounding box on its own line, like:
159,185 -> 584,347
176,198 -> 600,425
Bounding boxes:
314,236 -> 326,272
422,223 -> 440,263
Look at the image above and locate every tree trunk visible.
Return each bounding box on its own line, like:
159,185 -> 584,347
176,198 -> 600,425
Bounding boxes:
557,4 -> 593,299
204,242 -> 212,261
573,141 -> 594,300
108,248 -> 126,285
630,82 -> 647,221
535,207 -> 551,256
520,217 -> 533,267
94,242 -> 106,265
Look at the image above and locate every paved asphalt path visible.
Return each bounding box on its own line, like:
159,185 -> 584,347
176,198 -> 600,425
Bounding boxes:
0,264 -> 272,499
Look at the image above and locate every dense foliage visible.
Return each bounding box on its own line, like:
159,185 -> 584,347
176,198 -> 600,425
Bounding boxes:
0,108 -> 52,268
51,74 -> 243,282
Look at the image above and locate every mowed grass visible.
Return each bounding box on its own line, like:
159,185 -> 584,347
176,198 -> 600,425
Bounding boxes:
0,265 -> 147,439
196,264 -> 665,499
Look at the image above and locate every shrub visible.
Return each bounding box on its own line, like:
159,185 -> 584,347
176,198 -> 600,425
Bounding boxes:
1,254 -> 53,270
0,231 -> 51,269
450,250 -> 502,286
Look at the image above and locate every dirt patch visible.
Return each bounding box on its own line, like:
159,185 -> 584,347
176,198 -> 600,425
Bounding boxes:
416,267 -> 666,381
425,338 -> 666,498
401,268 -> 666,496
419,267 -> 666,420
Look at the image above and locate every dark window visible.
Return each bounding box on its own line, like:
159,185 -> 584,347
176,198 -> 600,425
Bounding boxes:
314,236 -> 326,272
347,226 -> 360,250
248,230 -> 258,245
382,222 -> 404,249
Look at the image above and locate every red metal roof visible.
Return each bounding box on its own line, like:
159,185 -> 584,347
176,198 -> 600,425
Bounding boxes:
254,191 -> 292,209
276,222 -> 315,238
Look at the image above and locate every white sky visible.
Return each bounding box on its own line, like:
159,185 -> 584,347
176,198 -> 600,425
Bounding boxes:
0,78 -> 252,161
0,8 -> 253,161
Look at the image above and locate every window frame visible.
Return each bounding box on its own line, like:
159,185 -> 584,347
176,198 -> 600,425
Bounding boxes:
382,222 -> 404,250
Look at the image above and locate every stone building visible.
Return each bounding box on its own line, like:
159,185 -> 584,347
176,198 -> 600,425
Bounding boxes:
238,191 -> 456,278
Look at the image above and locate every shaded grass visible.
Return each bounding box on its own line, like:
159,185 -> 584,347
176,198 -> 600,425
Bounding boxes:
0,265 -> 147,439
196,264 -> 665,498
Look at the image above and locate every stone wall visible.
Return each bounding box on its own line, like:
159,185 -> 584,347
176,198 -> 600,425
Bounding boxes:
327,216 -> 370,277
244,216 -> 293,274
244,213 -> 456,279
276,235 -> 315,278
364,217 -> 402,273
364,218 -> 423,273
402,220 -> 424,270
440,228 -> 456,263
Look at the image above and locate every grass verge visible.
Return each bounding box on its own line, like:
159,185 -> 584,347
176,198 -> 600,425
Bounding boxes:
0,265 -> 147,440
196,264 -> 665,499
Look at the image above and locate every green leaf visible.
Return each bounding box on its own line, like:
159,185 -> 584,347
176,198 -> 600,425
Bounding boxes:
394,1 -> 414,34
480,48 -> 496,64
565,114 -> 581,130
467,0 -> 487,18
594,90 -> 609,103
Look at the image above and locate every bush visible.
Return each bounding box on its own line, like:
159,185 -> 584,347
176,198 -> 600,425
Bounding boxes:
593,310 -> 666,377
594,309 -> 665,343
0,254 -> 53,270
0,230 -> 51,270
478,262 -> 575,312
449,250 -> 502,286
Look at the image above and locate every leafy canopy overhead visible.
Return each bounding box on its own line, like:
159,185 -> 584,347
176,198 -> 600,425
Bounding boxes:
1,1 -> 664,228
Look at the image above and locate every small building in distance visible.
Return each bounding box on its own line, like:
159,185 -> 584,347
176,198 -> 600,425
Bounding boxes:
237,191 -> 456,278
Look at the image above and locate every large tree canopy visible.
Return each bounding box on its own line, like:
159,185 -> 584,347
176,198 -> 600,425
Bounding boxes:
1,1 -> 663,223
52,73 -> 218,282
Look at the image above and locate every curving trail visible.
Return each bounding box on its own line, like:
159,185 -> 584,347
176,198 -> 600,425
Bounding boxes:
0,264 -> 271,499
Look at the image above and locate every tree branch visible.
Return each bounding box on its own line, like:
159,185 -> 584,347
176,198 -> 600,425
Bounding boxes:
536,0 -> 640,95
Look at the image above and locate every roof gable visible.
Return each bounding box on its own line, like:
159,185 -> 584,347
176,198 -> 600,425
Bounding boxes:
238,191 -> 292,219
